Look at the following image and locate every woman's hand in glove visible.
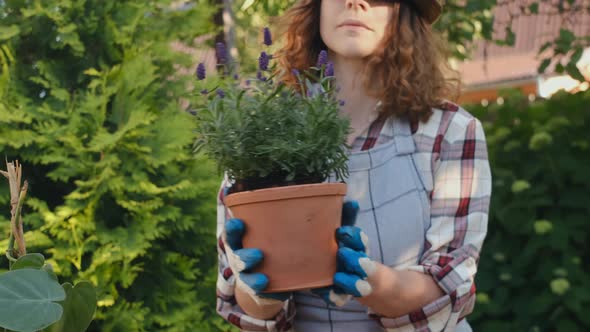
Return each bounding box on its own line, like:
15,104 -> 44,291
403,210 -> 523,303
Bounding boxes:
223,217 -> 292,306
311,200 -> 377,306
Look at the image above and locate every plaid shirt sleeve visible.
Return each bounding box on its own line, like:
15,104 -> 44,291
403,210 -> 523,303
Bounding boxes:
215,174 -> 296,332
370,103 -> 492,331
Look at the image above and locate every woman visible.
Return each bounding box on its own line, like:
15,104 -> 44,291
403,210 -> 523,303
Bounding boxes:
215,0 -> 492,331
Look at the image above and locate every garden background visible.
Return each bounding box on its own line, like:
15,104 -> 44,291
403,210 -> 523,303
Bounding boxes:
0,0 -> 588,331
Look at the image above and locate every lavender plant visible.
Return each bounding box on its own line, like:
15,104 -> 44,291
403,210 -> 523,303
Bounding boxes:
191,28 -> 351,192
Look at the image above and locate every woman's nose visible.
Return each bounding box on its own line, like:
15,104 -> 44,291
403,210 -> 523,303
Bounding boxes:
345,0 -> 368,11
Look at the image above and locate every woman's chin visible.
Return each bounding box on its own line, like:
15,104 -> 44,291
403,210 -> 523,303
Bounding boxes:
335,47 -> 374,60
327,39 -> 374,57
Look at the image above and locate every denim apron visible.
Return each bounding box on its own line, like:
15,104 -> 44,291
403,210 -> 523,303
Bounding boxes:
292,116 -> 472,332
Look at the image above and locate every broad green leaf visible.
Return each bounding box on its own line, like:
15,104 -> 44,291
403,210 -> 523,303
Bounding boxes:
0,269 -> 65,332
42,264 -> 59,282
11,253 -> 45,270
47,282 -> 97,332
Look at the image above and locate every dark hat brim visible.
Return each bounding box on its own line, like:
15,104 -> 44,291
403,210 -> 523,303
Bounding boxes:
412,0 -> 443,24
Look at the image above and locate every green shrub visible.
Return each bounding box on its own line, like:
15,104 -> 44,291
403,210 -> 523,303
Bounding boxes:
0,1 -> 230,330
466,89 -> 590,331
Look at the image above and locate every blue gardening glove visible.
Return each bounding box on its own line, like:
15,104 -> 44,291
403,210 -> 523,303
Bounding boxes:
311,200 -> 377,306
224,217 -> 292,305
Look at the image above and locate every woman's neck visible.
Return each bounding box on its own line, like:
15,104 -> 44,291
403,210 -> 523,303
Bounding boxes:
330,54 -> 383,146
331,53 -> 381,122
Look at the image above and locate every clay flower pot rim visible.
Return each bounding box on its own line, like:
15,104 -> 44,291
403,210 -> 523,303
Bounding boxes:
225,182 -> 347,207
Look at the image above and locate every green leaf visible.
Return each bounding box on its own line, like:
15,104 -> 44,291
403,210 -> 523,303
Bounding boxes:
511,180 -> 531,193
529,132 -> 553,150
0,25 -> 20,41
240,0 -> 257,11
555,63 -> 565,73
534,220 -> 553,235
559,28 -> 576,44
47,282 -> 97,332
83,68 -> 101,76
56,23 -> 85,56
42,264 -> 59,282
566,63 -> 586,82
538,58 -> 552,74
570,48 -> 584,64
0,269 -> 65,332
11,253 -> 45,270
550,278 -> 570,295
539,41 -> 553,54
476,292 -> 491,304
505,27 -> 516,46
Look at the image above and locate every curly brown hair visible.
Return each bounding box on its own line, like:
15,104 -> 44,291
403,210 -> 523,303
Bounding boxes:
272,0 -> 461,124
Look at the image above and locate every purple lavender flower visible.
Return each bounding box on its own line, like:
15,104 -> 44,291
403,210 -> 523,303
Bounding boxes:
245,79 -> 251,86
263,27 -> 273,46
325,61 -> 334,77
201,89 -> 209,95
259,51 -> 270,71
233,73 -> 239,80
339,100 -> 346,106
292,69 -> 300,77
317,50 -> 328,67
257,71 -> 267,82
216,89 -> 225,98
215,42 -> 227,64
196,63 -> 206,80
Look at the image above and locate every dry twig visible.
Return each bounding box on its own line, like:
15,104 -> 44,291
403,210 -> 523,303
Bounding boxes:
1,159 -> 28,259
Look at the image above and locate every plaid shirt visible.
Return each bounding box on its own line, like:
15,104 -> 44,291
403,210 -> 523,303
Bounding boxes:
216,101 -> 491,332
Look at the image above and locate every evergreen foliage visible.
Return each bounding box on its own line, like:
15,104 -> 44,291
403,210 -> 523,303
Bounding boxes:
0,1 -> 229,330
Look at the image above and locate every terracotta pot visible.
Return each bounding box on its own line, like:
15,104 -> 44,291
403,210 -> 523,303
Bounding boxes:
224,182 -> 347,293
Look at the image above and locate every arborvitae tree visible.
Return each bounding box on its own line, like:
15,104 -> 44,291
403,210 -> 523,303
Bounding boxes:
0,1 -> 230,330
